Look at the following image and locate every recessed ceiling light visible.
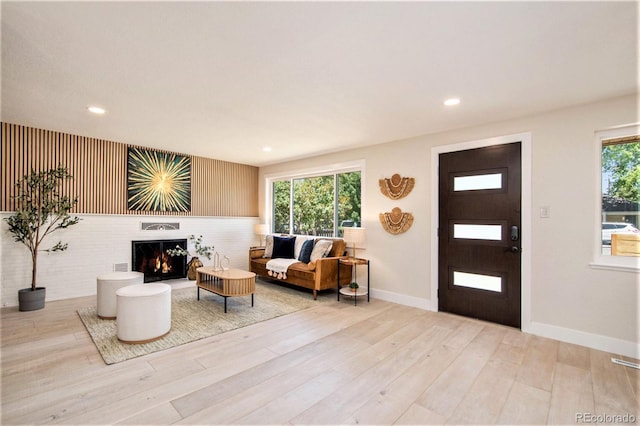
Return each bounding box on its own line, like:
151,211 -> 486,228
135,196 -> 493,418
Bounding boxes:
444,98 -> 461,106
263,146 -> 272,152
87,106 -> 106,115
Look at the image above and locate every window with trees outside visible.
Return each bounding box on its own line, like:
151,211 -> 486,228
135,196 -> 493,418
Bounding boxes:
600,132 -> 639,258
271,170 -> 361,238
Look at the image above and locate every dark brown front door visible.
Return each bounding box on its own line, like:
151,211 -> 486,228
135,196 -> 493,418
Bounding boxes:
438,142 -> 521,328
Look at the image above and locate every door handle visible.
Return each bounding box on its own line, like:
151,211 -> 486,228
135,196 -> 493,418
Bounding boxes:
511,225 -> 519,241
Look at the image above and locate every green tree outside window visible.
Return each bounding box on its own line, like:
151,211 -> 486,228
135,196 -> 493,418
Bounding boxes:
272,171 -> 361,237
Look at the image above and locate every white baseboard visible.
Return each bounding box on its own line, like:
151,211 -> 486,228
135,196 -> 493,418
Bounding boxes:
370,288 -> 639,360
525,321 -> 639,359
370,288 -> 434,311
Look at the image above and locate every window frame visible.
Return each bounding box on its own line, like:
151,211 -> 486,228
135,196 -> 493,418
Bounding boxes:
264,160 -> 365,238
591,124 -> 640,272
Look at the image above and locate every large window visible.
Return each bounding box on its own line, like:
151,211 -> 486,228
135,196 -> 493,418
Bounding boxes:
596,126 -> 639,266
271,168 -> 361,237
601,135 -> 639,256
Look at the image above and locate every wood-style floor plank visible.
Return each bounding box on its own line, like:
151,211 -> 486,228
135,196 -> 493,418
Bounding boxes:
1,286 -> 638,426
514,334 -> 559,392
496,381 -> 551,425
414,322 -> 505,418
558,341 -> 591,371
116,402 -> 183,425
547,362 -> 595,425
590,348 -> 640,416
393,403 -> 447,425
297,317 -> 446,425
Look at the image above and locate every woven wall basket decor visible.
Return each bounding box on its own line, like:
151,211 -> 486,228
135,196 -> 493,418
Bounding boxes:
379,174 -> 415,200
379,207 -> 414,234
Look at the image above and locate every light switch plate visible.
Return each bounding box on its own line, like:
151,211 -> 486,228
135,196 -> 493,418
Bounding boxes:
540,206 -> 551,218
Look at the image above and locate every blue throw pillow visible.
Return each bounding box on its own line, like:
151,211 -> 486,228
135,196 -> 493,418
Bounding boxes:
272,236 -> 296,259
298,239 -> 315,263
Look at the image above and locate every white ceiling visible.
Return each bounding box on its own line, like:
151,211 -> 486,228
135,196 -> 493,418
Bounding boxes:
1,1 -> 638,167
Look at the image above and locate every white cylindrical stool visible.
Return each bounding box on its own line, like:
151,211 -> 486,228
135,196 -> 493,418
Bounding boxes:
116,283 -> 171,344
96,271 -> 144,319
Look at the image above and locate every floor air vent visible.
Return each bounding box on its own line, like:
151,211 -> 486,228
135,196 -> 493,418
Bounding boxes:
611,358 -> 640,370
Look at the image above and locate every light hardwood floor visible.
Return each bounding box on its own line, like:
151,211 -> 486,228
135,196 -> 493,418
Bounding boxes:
1,284 -> 638,425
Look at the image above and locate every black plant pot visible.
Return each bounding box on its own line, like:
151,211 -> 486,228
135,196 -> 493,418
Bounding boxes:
18,287 -> 46,311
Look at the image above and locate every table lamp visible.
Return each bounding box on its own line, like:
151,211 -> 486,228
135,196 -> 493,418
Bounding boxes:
254,223 -> 269,247
343,227 -> 365,259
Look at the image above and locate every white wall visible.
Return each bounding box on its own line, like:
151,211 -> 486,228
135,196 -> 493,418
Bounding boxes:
259,94 -> 639,358
0,214 -> 259,307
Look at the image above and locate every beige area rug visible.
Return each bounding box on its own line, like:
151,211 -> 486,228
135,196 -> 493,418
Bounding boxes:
78,280 -> 332,365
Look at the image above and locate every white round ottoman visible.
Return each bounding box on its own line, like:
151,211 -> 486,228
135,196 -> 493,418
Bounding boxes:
116,283 -> 171,344
96,271 -> 144,319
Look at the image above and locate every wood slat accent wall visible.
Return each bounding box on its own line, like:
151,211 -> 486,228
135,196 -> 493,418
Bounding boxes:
1,123 -> 258,217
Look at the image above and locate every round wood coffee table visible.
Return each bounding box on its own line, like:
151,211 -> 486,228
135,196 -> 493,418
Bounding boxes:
195,267 -> 256,313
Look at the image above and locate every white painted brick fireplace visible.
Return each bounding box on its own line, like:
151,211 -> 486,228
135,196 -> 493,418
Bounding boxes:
0,214 -> 259,307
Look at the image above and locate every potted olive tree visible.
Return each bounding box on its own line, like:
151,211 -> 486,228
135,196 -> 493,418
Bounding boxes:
4,165 -> 80,311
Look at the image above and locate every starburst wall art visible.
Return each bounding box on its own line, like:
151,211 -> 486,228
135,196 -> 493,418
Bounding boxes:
127,147 -> 191,212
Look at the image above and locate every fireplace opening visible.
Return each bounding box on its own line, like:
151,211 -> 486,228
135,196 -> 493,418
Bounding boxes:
132,239 -> 187,282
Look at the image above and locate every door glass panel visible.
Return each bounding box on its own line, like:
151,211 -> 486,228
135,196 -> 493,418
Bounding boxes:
453,271 -> 502,292
454,173 -> 502,191
454,224 -> 502,241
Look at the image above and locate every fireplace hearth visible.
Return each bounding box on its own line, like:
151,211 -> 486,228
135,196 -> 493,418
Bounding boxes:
132,239 -> 187,282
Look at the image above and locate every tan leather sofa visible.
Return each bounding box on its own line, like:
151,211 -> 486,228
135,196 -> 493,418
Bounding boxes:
249,236 -> 352,299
